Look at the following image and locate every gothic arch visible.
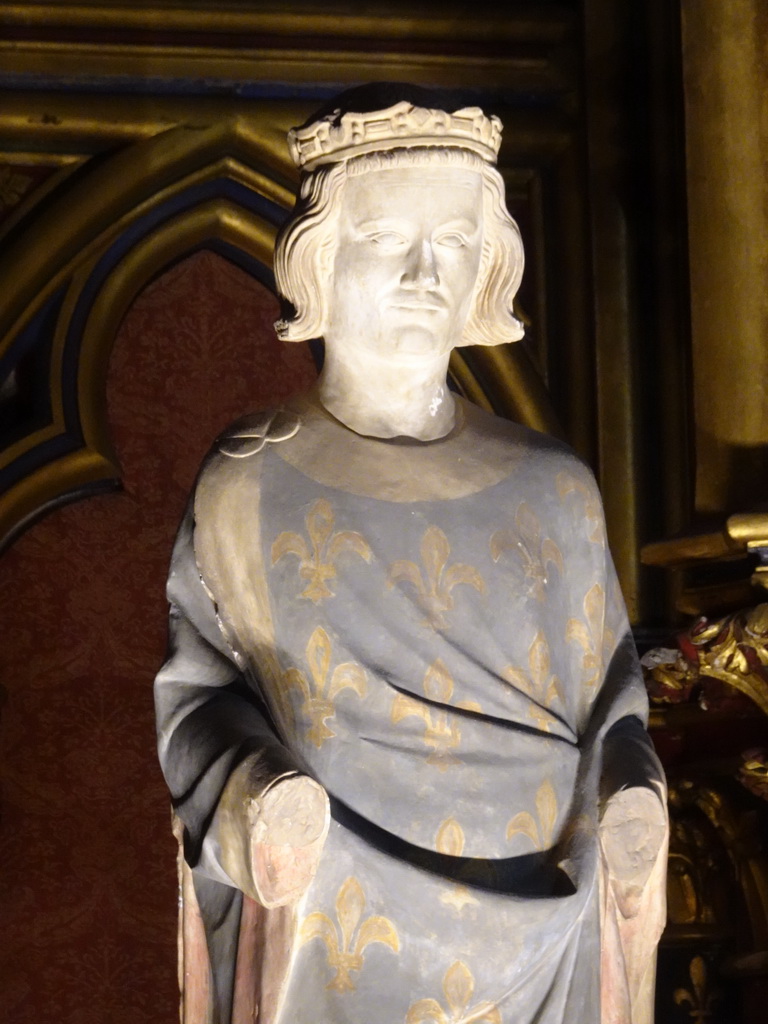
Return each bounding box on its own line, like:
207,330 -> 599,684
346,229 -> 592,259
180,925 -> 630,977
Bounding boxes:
0,116 -> 297,550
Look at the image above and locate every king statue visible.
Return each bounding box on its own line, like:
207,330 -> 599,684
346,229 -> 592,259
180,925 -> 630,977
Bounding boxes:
155,84 -> 668,1024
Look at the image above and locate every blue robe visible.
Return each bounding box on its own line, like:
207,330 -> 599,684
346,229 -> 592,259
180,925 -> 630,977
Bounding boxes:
155,394 -> 664,1023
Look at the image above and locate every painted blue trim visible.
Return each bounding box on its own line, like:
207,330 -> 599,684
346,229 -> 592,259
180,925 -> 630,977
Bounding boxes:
0,430 -> 83,494
205,240 -> 276,290
2,176 -> 294,494
0,287 -> 65,385
0,75 -> 350,100
63,176 -> 286,348
61,177 -> 289,434
0,75 -> 556,109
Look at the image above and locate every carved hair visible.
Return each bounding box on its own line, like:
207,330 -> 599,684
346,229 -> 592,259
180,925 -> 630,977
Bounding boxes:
274,147 -> 525,347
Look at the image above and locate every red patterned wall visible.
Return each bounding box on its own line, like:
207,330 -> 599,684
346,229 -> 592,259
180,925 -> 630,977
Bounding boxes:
0,250 -> 317,1023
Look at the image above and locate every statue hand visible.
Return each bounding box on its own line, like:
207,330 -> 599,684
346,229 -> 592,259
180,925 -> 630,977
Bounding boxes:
219,771 -> 330,908
247,774 -> 330,907
599,786 -> 667,920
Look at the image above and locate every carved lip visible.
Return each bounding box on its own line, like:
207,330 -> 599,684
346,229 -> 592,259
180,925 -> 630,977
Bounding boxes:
389,300 -> 445,312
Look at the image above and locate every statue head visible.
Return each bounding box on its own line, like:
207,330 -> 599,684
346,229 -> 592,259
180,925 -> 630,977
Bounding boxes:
274,88 -> 525,353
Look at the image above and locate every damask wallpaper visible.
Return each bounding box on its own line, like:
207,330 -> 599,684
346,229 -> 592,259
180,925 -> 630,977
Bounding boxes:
0,250 -> 317,1022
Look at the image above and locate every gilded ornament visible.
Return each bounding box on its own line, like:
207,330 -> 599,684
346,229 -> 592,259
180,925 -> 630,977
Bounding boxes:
391,659 -> 481,770
565,584 -> 608,689
503,629 -> 564,732
673,956 -> 719,1024
281,626 -> 367,747
556,472 -> 603,545
490,501 -> 563,601
506,779 -> 558,851
406,960 -> 502,1024
738,748 -> 768,801
642,603 -> 768,718
300,876 -> 400,993
272,498 -> 373,603
435,819 -> 479,912
387,525 -> 486,630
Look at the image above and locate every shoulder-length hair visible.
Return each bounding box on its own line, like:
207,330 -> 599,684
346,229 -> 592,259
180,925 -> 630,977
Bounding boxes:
274,147 -> 525,347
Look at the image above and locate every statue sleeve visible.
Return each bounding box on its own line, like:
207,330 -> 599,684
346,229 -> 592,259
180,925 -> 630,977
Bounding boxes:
154,502 -> 301,886
596,550 -> 666,803
595,555 -> 668,1024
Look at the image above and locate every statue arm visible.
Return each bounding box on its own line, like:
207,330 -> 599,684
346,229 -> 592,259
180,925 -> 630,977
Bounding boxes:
594,561 -> 668,1024
155,505 -> 329,907
595,606 -> 667,894
598,725 -> 668,1024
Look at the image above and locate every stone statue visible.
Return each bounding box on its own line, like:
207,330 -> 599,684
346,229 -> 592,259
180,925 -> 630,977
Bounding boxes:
155,85 -> 668,1024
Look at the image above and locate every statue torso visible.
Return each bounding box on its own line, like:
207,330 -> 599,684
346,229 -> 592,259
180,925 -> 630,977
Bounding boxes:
194,395 -> 618,861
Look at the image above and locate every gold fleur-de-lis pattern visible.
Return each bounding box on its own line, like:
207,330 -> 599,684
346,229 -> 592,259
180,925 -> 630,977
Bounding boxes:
556,470 -> 604,546
566,583 -> 612,690
272,498 -> 372,603
503,630 -> 565,732
506,778 -> 559,851
673,955 -> 720,1023
391,659 -> 482,770
387,525 -> 486,630
435,819 -> 479,912
490,502 -> 564,602
280,626 -> 367,747
406,960 -> 502,1024
299,876 -> 400,992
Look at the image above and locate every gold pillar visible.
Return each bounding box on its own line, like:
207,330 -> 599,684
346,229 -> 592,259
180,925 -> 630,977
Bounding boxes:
682,0 -> 768,514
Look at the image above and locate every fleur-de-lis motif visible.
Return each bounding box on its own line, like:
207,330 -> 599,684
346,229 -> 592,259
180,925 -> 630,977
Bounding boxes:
282,627 -> 366,747
556,471 -> 603,545
490,502 -> 564,601
300,876 -> 399,992
388,525 -> 485,630
436,819 -> 479,912
566,584 -> 609,689
406,960 -> 502,1024
436,818 -> 465,856
392,659 -> 481,770
506,779 -> 558,851
674,955 -> 719,1023
503,630 -> 564,732
272,498 -> 372,603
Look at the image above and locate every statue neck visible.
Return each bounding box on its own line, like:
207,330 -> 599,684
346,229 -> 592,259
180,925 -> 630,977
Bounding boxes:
318,343 -> 456,441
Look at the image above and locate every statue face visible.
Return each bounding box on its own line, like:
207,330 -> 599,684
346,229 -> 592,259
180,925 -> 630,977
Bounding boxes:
326,164 -> 484,361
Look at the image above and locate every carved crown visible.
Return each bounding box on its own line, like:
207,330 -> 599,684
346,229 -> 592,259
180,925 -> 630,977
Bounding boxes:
287,100 -> 502,171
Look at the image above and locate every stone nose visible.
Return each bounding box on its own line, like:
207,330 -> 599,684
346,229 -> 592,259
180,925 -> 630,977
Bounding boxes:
401,239 -> 439,288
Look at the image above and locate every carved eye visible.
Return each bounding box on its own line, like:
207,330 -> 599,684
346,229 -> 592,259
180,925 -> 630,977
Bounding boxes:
435,232 -> 467,248
369,231 -> 407,247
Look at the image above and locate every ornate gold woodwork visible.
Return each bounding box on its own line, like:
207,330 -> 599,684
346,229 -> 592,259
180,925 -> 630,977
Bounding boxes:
0,114 -> 299,343
0,3 -> 573,90
668,780 -> 768,951
642,513 -> 768,618
673,956 -> 721,1024
0,108 -> 310,550
0,3 -> 566,39
644,604 -> 768,719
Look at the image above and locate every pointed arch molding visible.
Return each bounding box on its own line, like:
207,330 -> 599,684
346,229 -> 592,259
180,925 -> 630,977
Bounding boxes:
0,113 -> 560,552
0,114 -> 297,550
